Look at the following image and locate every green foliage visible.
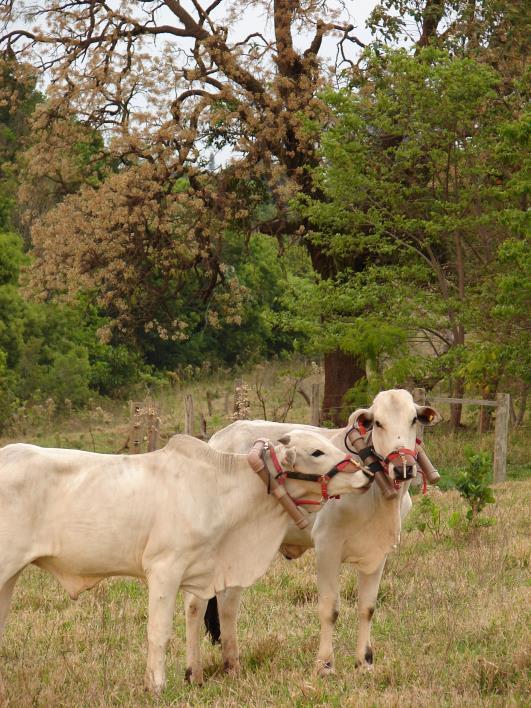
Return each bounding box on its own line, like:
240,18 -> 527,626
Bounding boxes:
408,495 -> 444,539
0,348 -> 19,423
0,233 -> 148,430
299,45 -> 529,397
0,55 -> 43,230
42,347 -> 92,407
144,231 -> 314,370
455,450 -> 496,523
0,231 -> 26,285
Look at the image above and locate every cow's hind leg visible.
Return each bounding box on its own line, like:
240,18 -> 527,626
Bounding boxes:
217,588 -> 242,675
0,572 -> 22,705
355,560 -> 386,670
184,592 -> 208,685
315,544 -> 342,676
144,567 -> 180,694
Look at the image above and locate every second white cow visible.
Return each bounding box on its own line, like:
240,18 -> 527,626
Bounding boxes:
198,388 -> 441,675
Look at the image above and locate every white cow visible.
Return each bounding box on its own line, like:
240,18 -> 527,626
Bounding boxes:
0,430 -> 369,696
199,389 -> 441,675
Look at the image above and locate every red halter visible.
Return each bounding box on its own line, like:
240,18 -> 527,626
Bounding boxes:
356,424 -> 428,494
266,445 -> 355,505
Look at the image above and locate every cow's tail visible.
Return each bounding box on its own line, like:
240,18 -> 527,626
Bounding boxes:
204,596 -> 221,644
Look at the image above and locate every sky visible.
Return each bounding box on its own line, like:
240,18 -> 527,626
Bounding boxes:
153,1 -> 379,69
227,1 -> 378,50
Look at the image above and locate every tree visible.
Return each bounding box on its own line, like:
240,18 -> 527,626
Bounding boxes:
0,50 -> 41,231
1,1 -> 527,422
17,107 -> 111,241
302,46 -> 529,426
0,1 -> 372,420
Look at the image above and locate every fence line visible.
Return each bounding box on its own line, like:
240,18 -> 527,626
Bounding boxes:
423,390 -> 510,482
128,384 -> 511,482
429,396 -> 498,408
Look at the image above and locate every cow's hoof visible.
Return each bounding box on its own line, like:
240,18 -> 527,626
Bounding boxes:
355,645 -> 374,671
315,659 -> 335,677
224,659 -> 241,675
143,676 -> 165,695
184,666 -> 203,686
355,660 -> 374,672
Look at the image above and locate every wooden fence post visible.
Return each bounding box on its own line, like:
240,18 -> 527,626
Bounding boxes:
199,412 -> 207,440
206,390 -> 214,417
184,394 -> 194,436
129,402 -> 143,454
146,403 -> 160,452
310,383 -> 320,427
224,390 -> 230,415
493,392 -> 510,483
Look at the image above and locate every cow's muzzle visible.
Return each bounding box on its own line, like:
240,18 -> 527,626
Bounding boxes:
385,449 -> 418,481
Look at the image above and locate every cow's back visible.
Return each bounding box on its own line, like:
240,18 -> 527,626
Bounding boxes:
209,420 -> 338,453
0,443 -> 163,574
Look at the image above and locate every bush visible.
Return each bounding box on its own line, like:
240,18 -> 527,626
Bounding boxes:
0,349 -> 19,431
407,495 -> 444,539
43,346 -> 92,407
454,450 -> 496,524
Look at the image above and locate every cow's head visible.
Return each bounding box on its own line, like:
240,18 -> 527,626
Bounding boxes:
274,429 -> 372,497
349,389 -> 441,482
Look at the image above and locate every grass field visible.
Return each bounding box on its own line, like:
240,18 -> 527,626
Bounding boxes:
1,479 -> 529,706
1,363 -> 529,705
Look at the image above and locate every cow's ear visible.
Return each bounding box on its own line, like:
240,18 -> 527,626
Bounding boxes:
283,447 -> 296,470
348,408 -> 374,431
276,436 -> 295,469
415,405 -> 442,426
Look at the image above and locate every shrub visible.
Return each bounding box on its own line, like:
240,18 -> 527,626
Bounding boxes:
454,450 -> 496,524
407,495 -> 444,540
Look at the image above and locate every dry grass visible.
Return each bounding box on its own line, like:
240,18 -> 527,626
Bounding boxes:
2,479 -> 529,707
1,362 -> 529,704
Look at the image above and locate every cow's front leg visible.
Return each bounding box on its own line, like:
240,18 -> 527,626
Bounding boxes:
217,588 -> 242,675
0,572 -> 22,704
315,544 -> 343,676
355,560 -> 386,670
184,592 -> 208,685
144,568 -> 180,694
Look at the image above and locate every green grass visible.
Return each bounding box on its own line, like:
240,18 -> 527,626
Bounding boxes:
1,480 -> 530,706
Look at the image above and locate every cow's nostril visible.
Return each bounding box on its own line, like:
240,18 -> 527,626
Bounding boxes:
392,465 -> 415,480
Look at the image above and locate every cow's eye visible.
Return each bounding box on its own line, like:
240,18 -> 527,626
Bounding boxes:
375,421 -> 383,429
311,449 -> 325,457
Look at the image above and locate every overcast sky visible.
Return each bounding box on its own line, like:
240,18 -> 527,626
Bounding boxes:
154,1 -> 379,67
229,1 -> 378,48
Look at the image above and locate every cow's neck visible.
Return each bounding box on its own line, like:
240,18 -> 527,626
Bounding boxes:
372,480 -> 410,546
196,454 -> 293,596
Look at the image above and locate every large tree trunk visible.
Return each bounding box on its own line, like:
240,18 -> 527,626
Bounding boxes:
450,376 -> 465,431
321,350 -> 366,426
478,384 -> 495,433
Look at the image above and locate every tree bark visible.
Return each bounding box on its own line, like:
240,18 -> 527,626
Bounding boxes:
321,350 -> 366,426
478,384 -> 495,433
450,376 -> 465,430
